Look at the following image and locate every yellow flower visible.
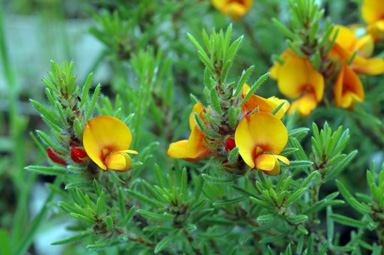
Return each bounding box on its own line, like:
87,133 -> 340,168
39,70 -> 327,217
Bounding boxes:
329,25 -> 384,75
334,64 -> 365,109
276,55 -> 324,118
168,103 -> 212,162
241,84 -> 289,119
234,112 -> 289,176
269,49 -> 295,80
362,0 -> 384,42
211,0 -> 253,20
83,116 -> 138,172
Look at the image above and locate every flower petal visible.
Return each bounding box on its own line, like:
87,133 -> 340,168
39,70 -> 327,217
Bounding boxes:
367,20 -> 384,42
104,152 -> 132,172
278,56 -> 324,101
83,116 -> 133,170
274,155 -> 290,165
168,140 -> 189,159
234,115 -> 256,168
332,25 -> 358,53
189,103 -> 205,131
351,55 -> 384,75
362,0 -> 384,24
334,64 -> 364,109
255,154 -> 276,171
288,92 -> 318,118
270,49 -> 295,80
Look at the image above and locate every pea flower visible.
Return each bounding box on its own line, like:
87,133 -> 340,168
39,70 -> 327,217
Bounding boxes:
241,84 -> 289,119
235,112 -> 289,176
362,0 -> 384,42
275,55 -> 324,118
83,116 -> 138,172
329,25 -> 384,75
167,103 -> 212,162
211,0 -> 253,20
334,63 -> 365,109
47,147 -> 67,166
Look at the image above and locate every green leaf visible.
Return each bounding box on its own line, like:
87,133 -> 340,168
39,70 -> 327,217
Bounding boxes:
257,214 -> 276,223
287,215 -> 308,224
324,150 -> 357,182
214,197 -> 246,206
137,209 -> 164,220
25,165 -> 68,175
233,65 -> 254,97
281,160 -> 313,170
202,174 -> 237,184
0,229 -> 11,255
192,208 -> 214,223
240,72 -> 270,106
285,188 -> 307,205
51,230 -> 93,245
330,214 -> 366,228
154,230 -> 178,253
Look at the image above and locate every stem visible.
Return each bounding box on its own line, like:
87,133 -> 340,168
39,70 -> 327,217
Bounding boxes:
182,229 -> 202,255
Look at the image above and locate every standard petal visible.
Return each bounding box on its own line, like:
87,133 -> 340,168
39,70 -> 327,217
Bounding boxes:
269,49 -> 295,80
278,56 -> 324,101
104,152 -> 132,172
362,0 -> 384,24
83,116 -> 133,170
234,115 -> 256,168
247,112 -> 288,155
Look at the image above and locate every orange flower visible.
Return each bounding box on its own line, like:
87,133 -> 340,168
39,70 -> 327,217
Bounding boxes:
241,84 -> 289,119
211,0 -> 253,20
329,25 -> 384,75
83,116 -> 138,172
167,103 -> 212,162
277,55 -> 324,118
234,112 -> 289,176
362,0 -> 384,42
334,64 -> 365,109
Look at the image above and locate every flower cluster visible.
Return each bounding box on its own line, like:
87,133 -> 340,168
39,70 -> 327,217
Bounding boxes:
270,2 -> 384,118
168,84 -> 290,176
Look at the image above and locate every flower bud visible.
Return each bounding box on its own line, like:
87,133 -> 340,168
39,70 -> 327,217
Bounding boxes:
47,147 -> 67,165
224,136 -> 236,151
71,147 -> 88,163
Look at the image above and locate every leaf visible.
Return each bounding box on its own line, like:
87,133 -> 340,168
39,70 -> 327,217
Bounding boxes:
285,188 -> 307,205
51,230 -> 93,245
202,174 -> 237,184
137,209 -> 164,220
257,214 -> 276,223
287,215 -> 308,224
330,214 -> 366,228
154,230 -> 178,253
324,150 -> 357,182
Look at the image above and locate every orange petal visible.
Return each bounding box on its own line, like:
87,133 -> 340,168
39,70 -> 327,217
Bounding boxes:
104,152 -> 132,172
211,0 -> 252,20
83,116 -> 133,170
362,0 -> 384,24
288,92 -> 318,118
334,64 -> 365,109
278,56 -> 324,102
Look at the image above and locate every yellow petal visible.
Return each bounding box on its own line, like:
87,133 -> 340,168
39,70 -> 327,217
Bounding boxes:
259,156 -> 280,176
211,0 -> 252,20
355,34 -> 374,58
235,112 -> 288,169
269,49 -> 295,80
334,64 -> 364,109
185,125 -> 211,159
367,20 -> 384,42
278,56 -> 324,101
168,140 -> 189,159
362,0 -> 384,24
267,97 -> 290,119
288,92 -> 318,118
351,55 -> 384,75
104,152 -> 132,172
332,25 -> 358,53
189,102 -> 205,131
83,116 -> 133,170
255,154 -> 276,171
274,155 -> 290,165
234,115 -> 256,168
